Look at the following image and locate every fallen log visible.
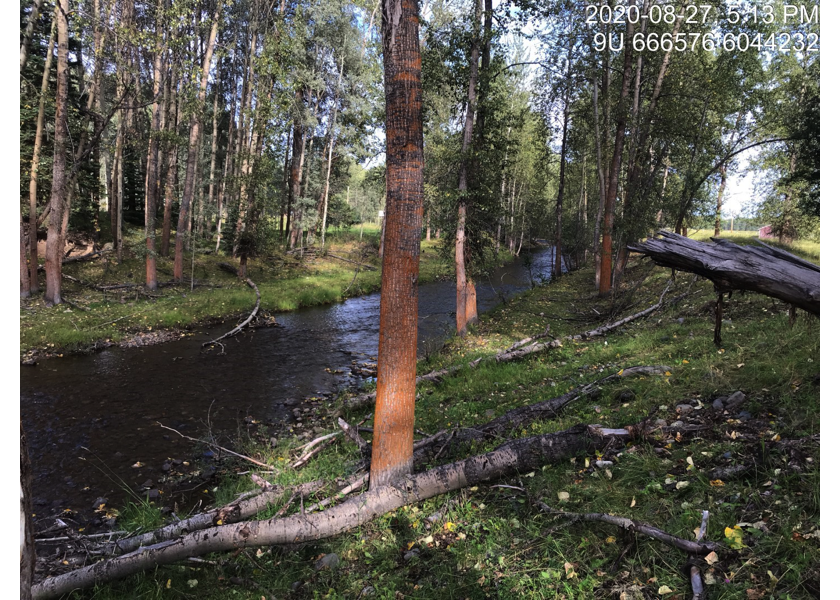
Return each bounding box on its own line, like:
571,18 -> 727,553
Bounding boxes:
32,423 -> 628,600
538,508 -> 723,555
343,281 -> 681,410
629,230 -> 819,316
202,278 -> 261,348
326,252 -> 376,270
411,365 -> 667,465
108,479 -> 324,555
103,369 -> 661,560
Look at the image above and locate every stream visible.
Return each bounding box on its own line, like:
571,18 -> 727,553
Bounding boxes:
21,246 -> 557,520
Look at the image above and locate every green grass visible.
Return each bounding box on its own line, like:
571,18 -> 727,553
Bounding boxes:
21,220 -> 479,358
60,236 -> 819,600
688,228 -> 821,265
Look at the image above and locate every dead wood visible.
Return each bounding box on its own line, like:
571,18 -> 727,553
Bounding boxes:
326,252 -> 376,270
338,417 -> 370,458
629,230 -> 819,315
108,480 -> 324,556
537,506 -> 724,555
343,284 -> 679,410
32,423 -> 628,599
411,366 -> 666,465
216,261 -> 239,275
202,278 -> 261,348
157,422 -> 274,471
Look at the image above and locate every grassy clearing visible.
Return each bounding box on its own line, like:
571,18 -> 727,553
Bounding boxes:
61,236 -> 819,600
688,229 -> 820,266
20,222 -> 464,359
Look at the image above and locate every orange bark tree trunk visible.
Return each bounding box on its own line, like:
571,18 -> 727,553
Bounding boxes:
369,0 -> 425,489
599,18 -> 635,295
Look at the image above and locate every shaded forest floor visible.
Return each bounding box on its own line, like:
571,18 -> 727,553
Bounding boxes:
48,237 -> 819,600
20,223 -> 469,361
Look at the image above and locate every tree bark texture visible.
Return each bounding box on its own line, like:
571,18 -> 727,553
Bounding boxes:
629,230 -> 819,315
174,9 -> 220,281
43,0 -> 70,307
369,0 -> 425,489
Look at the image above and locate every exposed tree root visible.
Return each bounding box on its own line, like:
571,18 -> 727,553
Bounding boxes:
202,278 -> 260,348
32,423 -> 629,599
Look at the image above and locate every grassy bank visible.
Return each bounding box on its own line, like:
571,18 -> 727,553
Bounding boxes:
20,224 -> 480,359
57,237 -> 819,599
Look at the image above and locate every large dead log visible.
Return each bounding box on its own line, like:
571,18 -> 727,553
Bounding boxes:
629,230 -> 819,316
412,365 -> 667,465
32,424 -> 628,600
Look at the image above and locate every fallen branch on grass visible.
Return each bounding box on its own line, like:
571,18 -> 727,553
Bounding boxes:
326,252 -> 376,270
156,422 -> 274,471
108,480 -> 324,555
32,423 -> 629,599
202,278 -> 261,348
539,509 -> 723,555
411,365 -> 668,465
343,282 -> 682,410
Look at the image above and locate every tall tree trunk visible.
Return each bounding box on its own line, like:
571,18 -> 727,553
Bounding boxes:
109,115 -> 124,261
370,0 -> 424,489
20,423 -> 35,600
287,90 -> 305,248
20,214 -> 30,298
174,7 -> 220,282
553,87 -> 571,280
161,67 -> 179,257
320,50 -> 345,248
216,95 -> 235,253
20,0 -> 45,71
26,17 -> 56,295
144,17 -> 165,291
207,86 -> 220,240
43,0 -> 70,307
598,18 -> 635,295
455,0 -> 481,337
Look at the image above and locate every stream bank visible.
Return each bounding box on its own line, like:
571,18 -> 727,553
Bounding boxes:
21,246 -> 556,526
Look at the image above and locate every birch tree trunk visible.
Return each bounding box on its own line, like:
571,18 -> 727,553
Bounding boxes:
43,0 -> 70,307
455,0 -> 481,337
25,17 -> 56,295
174,7 -> 220,281
143,10 -> 166,290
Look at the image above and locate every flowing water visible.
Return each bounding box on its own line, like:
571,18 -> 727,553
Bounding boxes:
21,247 -> 557,519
